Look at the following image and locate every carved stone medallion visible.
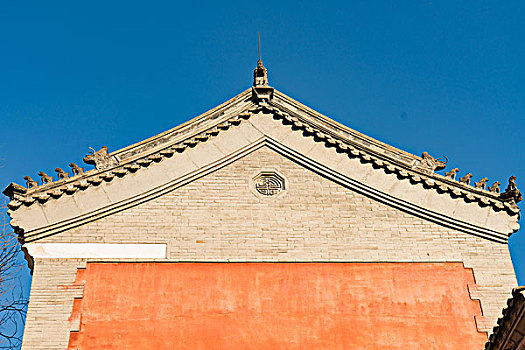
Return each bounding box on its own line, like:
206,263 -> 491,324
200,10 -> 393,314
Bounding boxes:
253,172 -> 285,196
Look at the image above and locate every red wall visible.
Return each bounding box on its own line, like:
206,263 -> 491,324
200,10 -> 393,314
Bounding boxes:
68,262 -> 486,349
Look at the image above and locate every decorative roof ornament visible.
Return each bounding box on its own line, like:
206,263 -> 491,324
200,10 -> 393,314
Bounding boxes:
69,163 -> 84,176
38,172 -> 53,185
501,176 -> 522,204
252,32 -> 274,102
445,168 -> 459,180
459,173 -> 473,185
475,177 -> 489,190
55,167 -> 69,180
83,146 -> 119,170
253,32 -> 268,87
412,152 -> 448,173
24,176 -> 37,189
489,181 -> 501,194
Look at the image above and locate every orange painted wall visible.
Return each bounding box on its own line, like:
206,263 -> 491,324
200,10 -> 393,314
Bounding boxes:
67,263 -> 486,349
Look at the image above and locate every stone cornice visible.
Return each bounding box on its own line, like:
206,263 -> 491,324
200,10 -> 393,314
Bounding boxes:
17,138 -> 511,244
4,87 -> 520,237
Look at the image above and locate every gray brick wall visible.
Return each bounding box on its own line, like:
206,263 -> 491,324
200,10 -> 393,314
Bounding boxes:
22,146 -> 516,349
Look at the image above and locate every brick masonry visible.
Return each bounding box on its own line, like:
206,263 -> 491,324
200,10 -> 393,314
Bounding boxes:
21,145 -> 516,349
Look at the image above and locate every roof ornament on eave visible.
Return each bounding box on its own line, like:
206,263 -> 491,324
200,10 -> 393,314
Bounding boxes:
252,32 -> 274,103
412,152 -> 448,173
500,176 -> 523,204
83,146 -> 119,170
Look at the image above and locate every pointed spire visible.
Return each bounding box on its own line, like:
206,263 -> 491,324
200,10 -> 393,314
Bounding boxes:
251,33 -> 273,102
258,32 -> 262,62
253,32 -> 269,87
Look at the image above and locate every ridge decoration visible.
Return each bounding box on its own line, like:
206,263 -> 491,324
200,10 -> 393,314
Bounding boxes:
83,146 -> 119,170
3,91 -> 521,225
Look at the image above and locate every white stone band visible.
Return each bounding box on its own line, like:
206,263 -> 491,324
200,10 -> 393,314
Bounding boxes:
25,243 -> 167,259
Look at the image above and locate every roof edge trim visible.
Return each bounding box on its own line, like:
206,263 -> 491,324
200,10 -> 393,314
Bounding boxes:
5,89 -> 520,222
18,137 -> 509,245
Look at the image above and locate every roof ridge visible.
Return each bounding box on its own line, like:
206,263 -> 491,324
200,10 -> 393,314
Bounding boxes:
260,103 -> 520,216
272,90 -> 420,164
3,88 -> 521,221
114,88 -> 254,160
270,90 -> 521,208
3,103 -> 262,210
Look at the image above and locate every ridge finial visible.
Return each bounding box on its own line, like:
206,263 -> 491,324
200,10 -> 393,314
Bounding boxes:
253,32 -> 268,87
258,32 -> 261,63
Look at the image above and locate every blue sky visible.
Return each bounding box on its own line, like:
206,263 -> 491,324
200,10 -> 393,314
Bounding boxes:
0,1 -> 524,341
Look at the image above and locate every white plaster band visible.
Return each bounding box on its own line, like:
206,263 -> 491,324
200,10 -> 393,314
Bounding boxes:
25,243 -> 167,259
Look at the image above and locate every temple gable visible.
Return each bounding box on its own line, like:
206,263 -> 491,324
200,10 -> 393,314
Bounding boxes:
6,59 -> 520,349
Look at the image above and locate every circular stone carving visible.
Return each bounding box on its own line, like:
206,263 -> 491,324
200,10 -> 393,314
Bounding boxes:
253,172 -> 285,196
